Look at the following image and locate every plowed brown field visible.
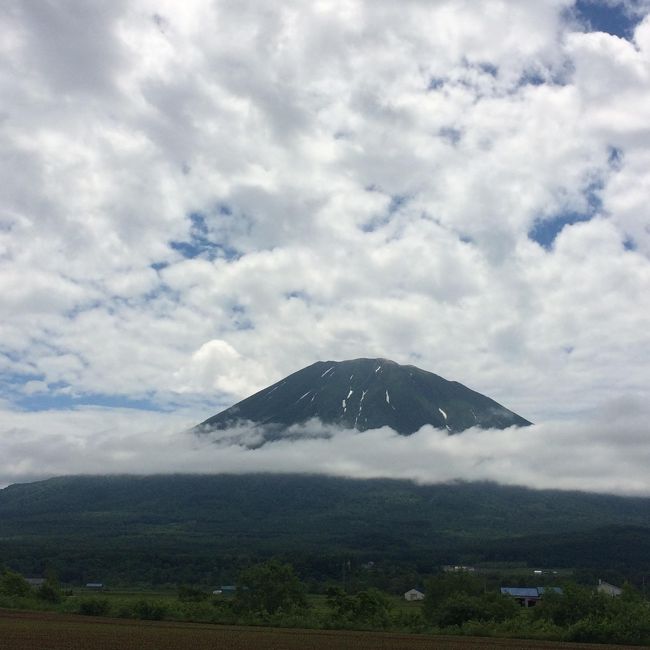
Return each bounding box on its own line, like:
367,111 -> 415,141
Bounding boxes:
0,609 -> 642,650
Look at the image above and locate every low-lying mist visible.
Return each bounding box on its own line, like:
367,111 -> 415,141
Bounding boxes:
2,397 -> 649,496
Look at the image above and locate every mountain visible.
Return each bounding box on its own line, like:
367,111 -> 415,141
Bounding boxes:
1,474 -> 650,586
196,358 -> 531,437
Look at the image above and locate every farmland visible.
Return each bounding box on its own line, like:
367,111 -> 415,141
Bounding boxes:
0,609 -> 644,650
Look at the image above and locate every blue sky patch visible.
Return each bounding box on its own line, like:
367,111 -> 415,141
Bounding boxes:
519,70 -> 547,87
624,237 -> 637,251
529,212 -> 593,249
607,145 -> 624,170
439,127 -> 462,145
0,370 -> 44,396
361,194 -> 410,232
169,210 -> 240,261
478,62 -> 498,77
389,194 -> 409,213
15,391 -> 167,412
1,370 -> 167,412
284,290 -> 310,302
231,304 -> 254,330
573,0 -> 641,38
529,183 -> 603,249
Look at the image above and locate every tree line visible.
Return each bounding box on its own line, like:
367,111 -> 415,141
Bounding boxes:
2,561 -> 650,645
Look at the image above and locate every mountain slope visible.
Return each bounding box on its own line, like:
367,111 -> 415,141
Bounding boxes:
197,358 -> 531,436
1,475 -> 650,585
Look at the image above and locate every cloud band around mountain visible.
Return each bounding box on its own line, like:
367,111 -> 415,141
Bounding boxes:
1,398 -> 649,496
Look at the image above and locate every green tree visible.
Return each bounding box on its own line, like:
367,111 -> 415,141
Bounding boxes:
78,598 -> 110,616
133,599 -> 168,620
432,591 -> 518,627
620,581 -> 643,603
326,586 -> 393,627
178,585 -> 208,602
37,569 -> 63,603
355,588 -> 392,626
326,586 -> 357,621
534,583 -> 608,627
235,559 -> 307,615
422,572 -> 484,621
0,569 -> 31,597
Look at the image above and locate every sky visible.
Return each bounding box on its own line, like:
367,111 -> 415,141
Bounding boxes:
1,0 -> 650,491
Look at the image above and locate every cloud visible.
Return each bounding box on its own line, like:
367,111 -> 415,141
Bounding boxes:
2,401 -> 650,496
174,339 -> 269,396
0,0 -> 648,453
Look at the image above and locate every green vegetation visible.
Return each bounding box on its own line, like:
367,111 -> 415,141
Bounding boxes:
2,474 -> 650,588
422,573 -> 519,627
325,587 -> 393,628
0,569 -> 32,598
234,559 -> 307,615
2,562 -> 650,645
77,597 -> 111,616
3,474 -> 650,644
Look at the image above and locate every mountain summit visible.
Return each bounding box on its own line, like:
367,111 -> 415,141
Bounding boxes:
196,358 -> 531,438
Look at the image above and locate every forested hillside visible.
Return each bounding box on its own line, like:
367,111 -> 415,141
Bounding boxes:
2,474 -> 650,586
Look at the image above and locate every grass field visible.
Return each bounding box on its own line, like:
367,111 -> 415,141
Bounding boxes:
0,609 -> 643,650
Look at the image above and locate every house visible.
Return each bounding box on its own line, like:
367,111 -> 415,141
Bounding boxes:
597,580 -> 622,597
404,588 -> 425,601
443,565 -> 476,573
85,583 -> 104,590
25,578 -> 46,587
501,586 -> 562,608
212,585 -> 237,596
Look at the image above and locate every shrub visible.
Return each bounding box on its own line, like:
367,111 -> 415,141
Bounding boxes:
78,598 -> 111,616
534,583 -> 607,627
431,592 -> 518,628
133,599 -> 168,621
391,608 -> 428,633
0,570 -> 32,597
325,587 -> 392,628
37,582 -> 63,603
178,585 -> 208,602
115,603 -> 136,619
235,559 -> 308,615
422,572 -> 484,619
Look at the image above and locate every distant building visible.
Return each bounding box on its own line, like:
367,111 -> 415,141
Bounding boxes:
25,578 -> 45,587
443,565 -> 475,573
501,586 -> 562,608
212,585 -> 237,596
597,580 -> 623,597
404,588 -> 425,601
85,583 -> 104,590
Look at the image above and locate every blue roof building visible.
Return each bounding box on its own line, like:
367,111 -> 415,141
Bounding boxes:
501,586 -> 562,607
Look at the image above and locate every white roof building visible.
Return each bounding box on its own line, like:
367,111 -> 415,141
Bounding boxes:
404,588 -> 425,601
597,580 -> 623,597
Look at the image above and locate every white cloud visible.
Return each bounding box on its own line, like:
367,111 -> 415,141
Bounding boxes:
0,0 -> 648,467
2,403 -> 650,496
174,339 -> 270,396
